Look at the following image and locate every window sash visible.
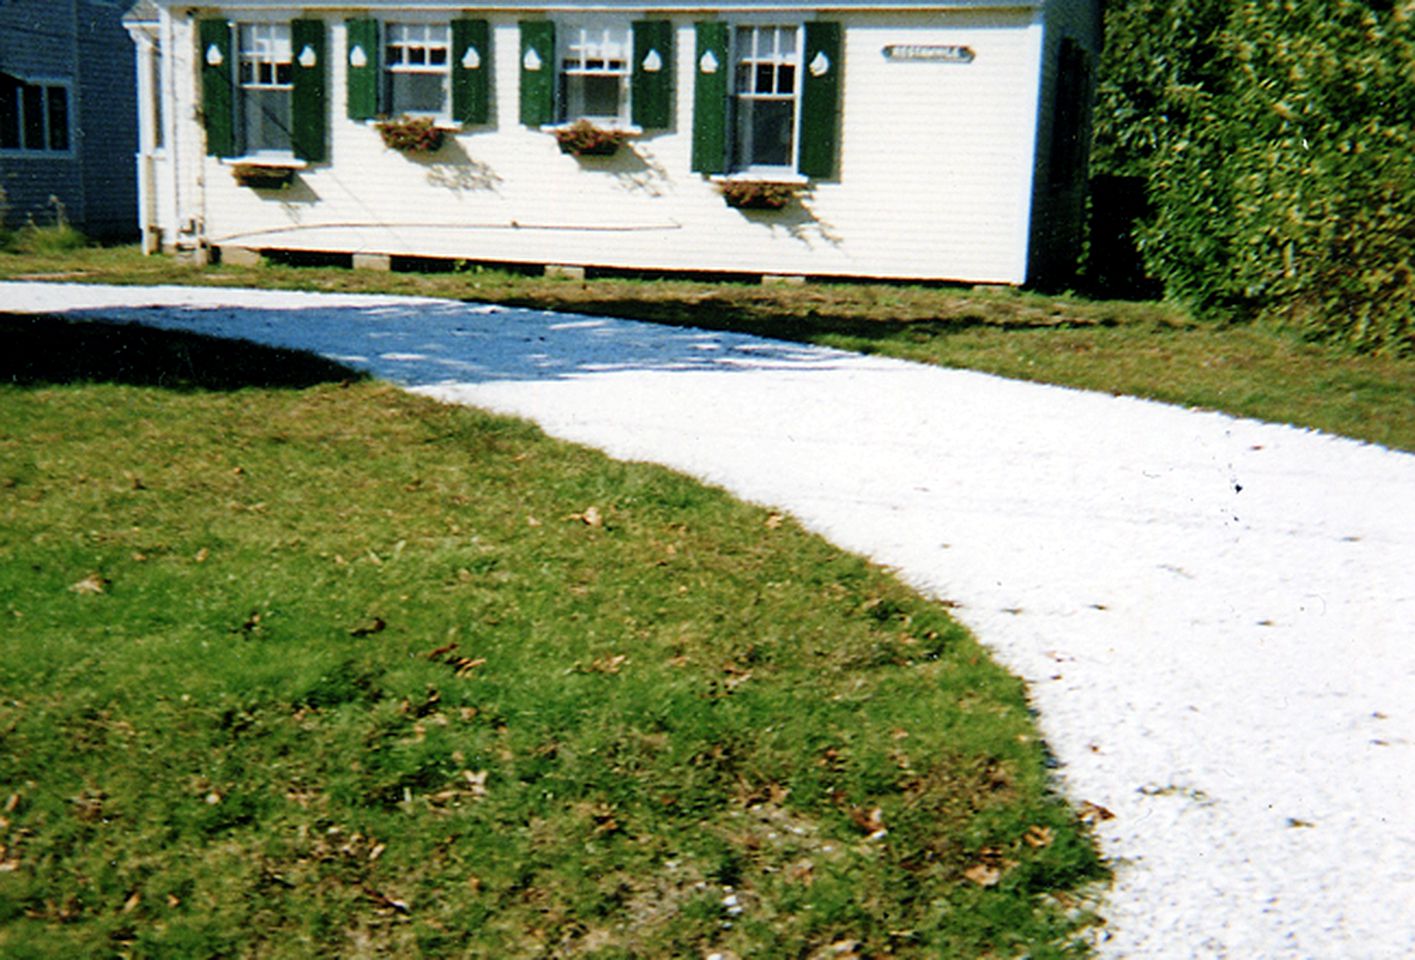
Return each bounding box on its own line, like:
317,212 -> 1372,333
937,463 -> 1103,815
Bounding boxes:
239,23 -> 293,90
389,73 -> 447,115
236,23 -> 293,154
562,25 -> 630,75
385,22 -> 451,116
734,25 -> 797,96
0,78 -> 18,149
558,23 -> 631,124
386,23 -> 451,72
45,86 -> 69,151
562,74 -> 625,122
732,25 -> 801,172
0,78 -> 72,154
21,84 -> 45,150
242,86 -> 292,154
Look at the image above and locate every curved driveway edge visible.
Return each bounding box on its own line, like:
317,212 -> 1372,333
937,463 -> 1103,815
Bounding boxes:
4,282 -> 1413,957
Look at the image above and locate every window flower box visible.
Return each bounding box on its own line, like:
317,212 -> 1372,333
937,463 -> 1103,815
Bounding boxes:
717,179 -> 803,210
230,163 -> 297,190
553,120 -> 632,157
375,115 -> 447,154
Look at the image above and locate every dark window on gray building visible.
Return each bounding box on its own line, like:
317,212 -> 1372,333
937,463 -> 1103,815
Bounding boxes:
0,74 -> 72,153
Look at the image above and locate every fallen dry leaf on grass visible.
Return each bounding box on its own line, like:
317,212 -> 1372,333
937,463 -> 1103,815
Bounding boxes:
963,863 -> 1003,887
68,572 -> 109,595
362,886 -> 410,914
349,616 -> 386,637
422,641 -> 487,676
787,859 -> 815,886
1024,825 -> 1055,848
449,656 -> 486,677
429,770 -> 488,808
848,806 -> 888,840
566,506 -> 603,527
963,846 -> 1016,886
589,653 -> 628,674
809,940 -> 862,960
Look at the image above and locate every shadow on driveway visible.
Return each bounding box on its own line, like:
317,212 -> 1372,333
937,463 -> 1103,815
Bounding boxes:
1,313 -> 363,391
0,290 -> 852,389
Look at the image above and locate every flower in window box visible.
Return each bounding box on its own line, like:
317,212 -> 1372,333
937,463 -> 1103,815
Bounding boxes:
718,180 -> 802,210
553,120 -> 631,157
374,115 -> 447,154
231,164 -> 296,190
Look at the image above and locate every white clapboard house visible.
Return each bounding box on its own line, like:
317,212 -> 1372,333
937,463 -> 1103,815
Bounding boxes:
129,0 -> 1099,284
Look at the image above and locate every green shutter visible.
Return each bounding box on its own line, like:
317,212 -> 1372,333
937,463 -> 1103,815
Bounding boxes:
346,18 -> 380,121
519,20 -> 554,127
631,20 -> 673,130
799,22 -> 841,179
198,18 -> 235,157
690,21 -> 728,174
291,19 -> 328,162
452,18 -> 491,125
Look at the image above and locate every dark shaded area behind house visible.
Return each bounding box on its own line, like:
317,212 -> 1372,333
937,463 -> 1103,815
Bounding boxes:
1082,175 -> 1162,300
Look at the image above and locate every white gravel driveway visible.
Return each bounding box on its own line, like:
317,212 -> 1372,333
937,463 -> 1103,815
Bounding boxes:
4,282 -> 1413,958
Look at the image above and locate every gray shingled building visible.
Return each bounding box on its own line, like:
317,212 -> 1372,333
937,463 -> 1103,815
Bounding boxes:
0,0 -> 139,238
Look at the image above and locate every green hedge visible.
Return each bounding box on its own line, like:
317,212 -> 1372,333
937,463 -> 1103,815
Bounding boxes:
1093,0 -> 1414,354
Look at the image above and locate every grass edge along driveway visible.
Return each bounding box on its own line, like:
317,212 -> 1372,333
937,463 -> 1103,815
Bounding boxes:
0,324 -> 1107,958
0,243 -> 1411,453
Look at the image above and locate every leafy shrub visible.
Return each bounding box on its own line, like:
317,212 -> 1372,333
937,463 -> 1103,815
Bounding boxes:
1221,0 -> 1414,352
1093,0 -> 1414,354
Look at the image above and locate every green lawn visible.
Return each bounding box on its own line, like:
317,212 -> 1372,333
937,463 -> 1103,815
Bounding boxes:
0,322 -> 1103,957
2,244 -> 1412,451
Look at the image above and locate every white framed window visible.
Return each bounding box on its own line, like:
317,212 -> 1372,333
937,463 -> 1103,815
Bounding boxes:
731,25 -> 800,173
558,22 -> 631,125
384,22 -> 451,117
237,22 -> 293,155
0,74 -> 72,155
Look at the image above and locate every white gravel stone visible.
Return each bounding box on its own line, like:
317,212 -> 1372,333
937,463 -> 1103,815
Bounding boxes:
4,281 -> 1412,957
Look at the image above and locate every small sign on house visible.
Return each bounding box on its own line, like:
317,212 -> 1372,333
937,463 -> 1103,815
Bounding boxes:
882,44 -> 976,63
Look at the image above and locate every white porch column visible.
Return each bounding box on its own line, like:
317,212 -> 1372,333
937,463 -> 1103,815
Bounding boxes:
126,24 -> 160,254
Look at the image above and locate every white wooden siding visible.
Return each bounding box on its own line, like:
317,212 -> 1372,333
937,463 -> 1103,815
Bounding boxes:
183,6 -> 1052,283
